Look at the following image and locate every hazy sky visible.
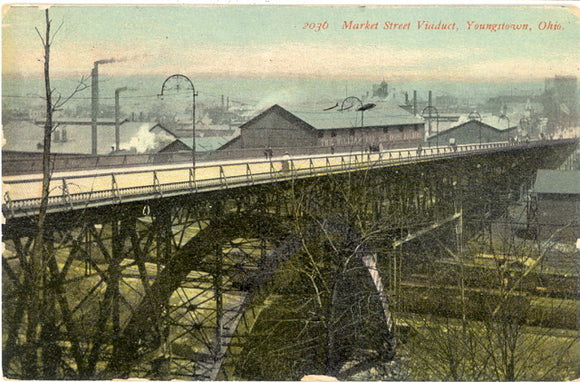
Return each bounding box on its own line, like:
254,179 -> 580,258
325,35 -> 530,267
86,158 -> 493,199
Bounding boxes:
2,4 -> 579,81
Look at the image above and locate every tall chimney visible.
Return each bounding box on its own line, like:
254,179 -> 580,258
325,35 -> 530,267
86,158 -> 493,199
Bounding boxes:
91,65 -> 99,155
428,90 -> 433,135
413,90 -> 417,116
91,59 -> 117,155
115,87 -> 128,152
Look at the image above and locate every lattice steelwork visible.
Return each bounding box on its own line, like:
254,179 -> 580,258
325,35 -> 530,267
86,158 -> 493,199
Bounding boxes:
2,141 -> 576,380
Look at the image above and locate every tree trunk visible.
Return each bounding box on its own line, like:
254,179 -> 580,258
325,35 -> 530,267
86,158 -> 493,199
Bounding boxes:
24,8 -> 54,378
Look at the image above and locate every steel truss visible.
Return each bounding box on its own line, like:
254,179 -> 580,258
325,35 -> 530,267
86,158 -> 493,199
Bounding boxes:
2,144 -> 575,380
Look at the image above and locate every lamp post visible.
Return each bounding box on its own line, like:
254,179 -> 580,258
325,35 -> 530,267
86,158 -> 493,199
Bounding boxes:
356,102 -> 376,128
159,74 -> 197,168
340,96 -> 363,123
340,96 -> 364,152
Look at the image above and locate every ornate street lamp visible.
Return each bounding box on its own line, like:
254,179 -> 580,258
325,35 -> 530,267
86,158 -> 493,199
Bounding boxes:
339,96 -> 375,127
159,74 -> 197,167
340,96 -> 363,112
356,102 -> 376,128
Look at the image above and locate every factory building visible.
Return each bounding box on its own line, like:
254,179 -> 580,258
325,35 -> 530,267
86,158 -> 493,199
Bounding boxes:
426,119 -> 517,146
529,169 -> 580,243
219,102 -> 424,156
220,104 -> 318,151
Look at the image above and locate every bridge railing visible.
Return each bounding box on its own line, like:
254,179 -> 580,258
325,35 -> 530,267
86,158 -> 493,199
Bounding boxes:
2,140 -> 423,176
4,139 -> 571,218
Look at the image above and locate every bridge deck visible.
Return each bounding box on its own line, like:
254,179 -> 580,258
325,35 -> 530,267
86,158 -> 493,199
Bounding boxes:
2,140 -> 575,218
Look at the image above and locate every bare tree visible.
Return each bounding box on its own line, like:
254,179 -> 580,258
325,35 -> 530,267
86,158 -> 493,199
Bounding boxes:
18,8 -> 88,378
236,173 -> 401,380
397,219 -> 578,381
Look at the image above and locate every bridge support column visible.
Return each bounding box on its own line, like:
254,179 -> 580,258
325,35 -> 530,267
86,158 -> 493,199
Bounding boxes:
213,243 -> 224,363
153,204 -> 172,265
111,211 -> 124,361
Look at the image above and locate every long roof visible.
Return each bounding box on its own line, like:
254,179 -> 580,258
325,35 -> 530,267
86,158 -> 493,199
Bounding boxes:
426,119 -> 517,140
285,100 -> 423,130
238,104 -> 317,132
174,135 -> 237,152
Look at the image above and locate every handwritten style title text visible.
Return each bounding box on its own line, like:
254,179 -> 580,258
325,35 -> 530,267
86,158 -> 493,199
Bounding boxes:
302,20 -> 564,32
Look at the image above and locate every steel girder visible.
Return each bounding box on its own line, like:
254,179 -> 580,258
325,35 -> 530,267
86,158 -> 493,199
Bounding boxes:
2,143 -> 575,380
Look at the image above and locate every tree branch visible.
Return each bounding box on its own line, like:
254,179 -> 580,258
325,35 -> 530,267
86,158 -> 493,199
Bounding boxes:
49,18 -> 64,45
53,76 -> 89,110
34,26 -> 46,46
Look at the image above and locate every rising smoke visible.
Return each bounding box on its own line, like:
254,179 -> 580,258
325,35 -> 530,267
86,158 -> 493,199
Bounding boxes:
120,124 -> 162,153
95,54 -> 152,66
95,58 -> 117,65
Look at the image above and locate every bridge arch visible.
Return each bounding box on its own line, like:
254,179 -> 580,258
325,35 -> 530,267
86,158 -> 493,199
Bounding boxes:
3,140 -> 577,379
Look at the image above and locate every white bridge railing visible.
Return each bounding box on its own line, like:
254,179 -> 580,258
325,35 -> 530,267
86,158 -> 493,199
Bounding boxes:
0,141 -> 550,218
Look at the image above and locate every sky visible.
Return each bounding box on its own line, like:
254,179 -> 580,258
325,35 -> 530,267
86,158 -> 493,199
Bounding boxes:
2,3 -> 579,82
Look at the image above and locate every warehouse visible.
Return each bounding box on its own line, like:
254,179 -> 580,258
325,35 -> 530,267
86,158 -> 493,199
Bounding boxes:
219,101 -> 424,156
426,119 -> 517,146
529,169 -> 580,242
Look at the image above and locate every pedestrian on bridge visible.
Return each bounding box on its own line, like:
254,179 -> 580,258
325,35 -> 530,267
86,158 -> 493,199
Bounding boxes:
281,151 -> 291,172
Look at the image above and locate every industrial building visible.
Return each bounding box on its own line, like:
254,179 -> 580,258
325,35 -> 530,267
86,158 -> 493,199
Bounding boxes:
426,119 -> 517,146
529,169 -> 580,243
219,101 -> 424,155
158,136 -> 234,153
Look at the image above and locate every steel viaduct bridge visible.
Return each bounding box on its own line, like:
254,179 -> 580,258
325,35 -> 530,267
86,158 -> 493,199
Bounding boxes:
2,139 -> 577,380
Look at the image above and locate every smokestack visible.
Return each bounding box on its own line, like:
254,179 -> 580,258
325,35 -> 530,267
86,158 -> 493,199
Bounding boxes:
428,90 -> 433,135
227,97 -> 229,111
91,58 -> 121,155
413,90 -> 417,116
115,87 -> 128,152
91,65 -> 99,155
